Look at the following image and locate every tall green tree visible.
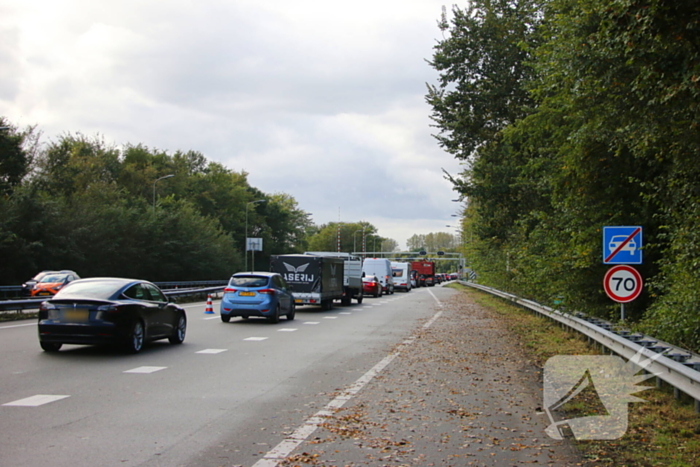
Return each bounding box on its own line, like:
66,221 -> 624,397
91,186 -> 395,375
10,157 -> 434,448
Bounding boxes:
426,0 -> 540,161
0,119 -> 39,195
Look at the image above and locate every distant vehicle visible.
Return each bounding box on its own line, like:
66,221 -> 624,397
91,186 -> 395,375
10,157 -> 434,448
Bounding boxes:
305,251 -> 364,305
362,275 -> 383,297
21,270 -> 55,296
390,262 -> 412,292
609,235 -> 636,253
411,261 -> 436,287
271,254 -> 344,310
410,270 -> 419,288
362,258 -> 394,294
220,272 -> 294,323
31,271 -> 80,297
37,277 -> 186,353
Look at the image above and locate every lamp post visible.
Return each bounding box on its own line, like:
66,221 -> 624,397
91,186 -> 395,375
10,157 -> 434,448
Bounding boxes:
153,174 -> 174,210
245,199 -> 265,271
353,229 -> 363,254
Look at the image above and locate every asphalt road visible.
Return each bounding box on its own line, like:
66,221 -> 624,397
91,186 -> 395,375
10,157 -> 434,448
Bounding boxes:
0,286 -> 450,467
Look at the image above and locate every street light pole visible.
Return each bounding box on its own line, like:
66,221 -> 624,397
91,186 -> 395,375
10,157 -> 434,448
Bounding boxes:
153,174 -> 175,210
245,199 -> 265,271
353,230 -> 362,254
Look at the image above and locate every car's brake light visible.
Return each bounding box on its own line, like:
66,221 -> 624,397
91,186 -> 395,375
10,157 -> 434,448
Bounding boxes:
39,302 -> 57,312
97,304 -> 121,313
258,289 -> 275,295
224,288 -> 238,293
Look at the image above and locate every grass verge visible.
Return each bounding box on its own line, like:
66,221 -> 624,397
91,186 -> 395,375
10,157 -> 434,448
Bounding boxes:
449,283 -> 700,467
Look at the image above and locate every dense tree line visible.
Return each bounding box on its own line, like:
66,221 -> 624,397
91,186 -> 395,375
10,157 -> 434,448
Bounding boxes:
428,0 -> 700,350
306,222 -> 396,254
0,122 -> 313,284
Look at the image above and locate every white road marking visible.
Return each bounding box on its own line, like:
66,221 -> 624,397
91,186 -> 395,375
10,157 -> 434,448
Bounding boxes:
3,395 -> 70,407
339,312 -> 352,315
203,316 -> 220,320
123,366 -> 167,374
244,337 -> 268,341
278,328 -> 298,332
303,322 -> 320,325
196,349 -> 228,354
252,306 -> 444,467
323,316 -> 337,319
0,323 -> 36,330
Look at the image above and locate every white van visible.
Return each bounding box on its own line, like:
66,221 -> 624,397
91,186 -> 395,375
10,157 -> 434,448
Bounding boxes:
390,262 -> 411,292
362,258 -> 394,294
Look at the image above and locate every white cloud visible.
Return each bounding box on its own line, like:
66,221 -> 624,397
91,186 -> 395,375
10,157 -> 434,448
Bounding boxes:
0,0 -> 462,250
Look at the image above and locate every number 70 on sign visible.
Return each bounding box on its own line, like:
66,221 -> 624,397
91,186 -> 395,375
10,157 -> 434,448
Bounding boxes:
603,265 -> 643,303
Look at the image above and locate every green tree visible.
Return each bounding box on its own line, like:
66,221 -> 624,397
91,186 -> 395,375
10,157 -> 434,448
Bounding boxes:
426,0 -> 540,161
0,119 -> 39,195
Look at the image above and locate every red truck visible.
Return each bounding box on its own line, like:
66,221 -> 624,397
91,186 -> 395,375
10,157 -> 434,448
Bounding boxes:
410,261 -> 436,287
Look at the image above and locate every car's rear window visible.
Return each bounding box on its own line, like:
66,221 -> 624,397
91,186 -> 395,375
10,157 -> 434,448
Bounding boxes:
230,276 -> 270,287
54,281 -> 123,299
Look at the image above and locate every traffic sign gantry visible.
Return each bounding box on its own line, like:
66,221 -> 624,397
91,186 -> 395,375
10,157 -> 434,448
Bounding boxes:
603,265 -> 643,303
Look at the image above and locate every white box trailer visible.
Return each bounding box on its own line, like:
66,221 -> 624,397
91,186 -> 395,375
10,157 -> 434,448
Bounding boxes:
304,252 -> 364,305
390,261 -> 412,292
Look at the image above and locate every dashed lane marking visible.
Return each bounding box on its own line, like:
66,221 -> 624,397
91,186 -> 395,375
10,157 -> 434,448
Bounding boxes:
3,395 -> 70,407
196,349 -> 228,354
123,366 -> 167,374
244,337 -> 269,341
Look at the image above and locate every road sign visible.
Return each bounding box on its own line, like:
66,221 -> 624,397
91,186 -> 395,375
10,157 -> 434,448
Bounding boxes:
246,237 -> 263,251
603,226 -> 642,264
603,265 -> 643,303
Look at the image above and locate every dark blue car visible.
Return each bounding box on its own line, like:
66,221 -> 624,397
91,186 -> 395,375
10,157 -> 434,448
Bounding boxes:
220,272 -> 295,323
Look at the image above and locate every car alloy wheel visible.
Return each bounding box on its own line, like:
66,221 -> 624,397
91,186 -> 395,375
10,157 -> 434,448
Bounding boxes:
126,320 -> 145,353
169,314 -> 186,344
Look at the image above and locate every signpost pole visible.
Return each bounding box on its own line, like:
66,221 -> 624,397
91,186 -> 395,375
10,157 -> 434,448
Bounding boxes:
621,303 -> 625,322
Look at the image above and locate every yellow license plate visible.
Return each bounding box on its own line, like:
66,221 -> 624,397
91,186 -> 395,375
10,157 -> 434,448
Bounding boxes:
63,309 -> 89,322
294,299 -> 303,304
239,291 -> 256,297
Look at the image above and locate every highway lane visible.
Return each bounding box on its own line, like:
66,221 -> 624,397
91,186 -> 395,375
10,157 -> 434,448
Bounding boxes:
0,285 -> 455,467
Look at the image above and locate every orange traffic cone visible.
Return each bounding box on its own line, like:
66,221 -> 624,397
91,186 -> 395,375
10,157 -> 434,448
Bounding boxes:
204,294 -> 214,314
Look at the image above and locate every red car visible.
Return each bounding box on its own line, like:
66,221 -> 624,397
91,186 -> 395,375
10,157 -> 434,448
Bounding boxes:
362,275 -> 383,298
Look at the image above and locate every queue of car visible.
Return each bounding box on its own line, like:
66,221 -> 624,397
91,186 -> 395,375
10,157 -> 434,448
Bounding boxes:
23,260 -> 458,354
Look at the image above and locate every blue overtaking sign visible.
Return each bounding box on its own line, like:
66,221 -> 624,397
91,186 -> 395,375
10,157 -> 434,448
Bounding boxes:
603,226 -> 642,265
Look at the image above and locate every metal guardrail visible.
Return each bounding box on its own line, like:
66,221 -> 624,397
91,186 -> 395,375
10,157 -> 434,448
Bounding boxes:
459,281 -> 700,413
0,284 -> 226,313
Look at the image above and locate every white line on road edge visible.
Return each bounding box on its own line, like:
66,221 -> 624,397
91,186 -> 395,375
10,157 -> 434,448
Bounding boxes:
426,288 -> 442,308
0,322 -> 36,330
252,305 -> 445,467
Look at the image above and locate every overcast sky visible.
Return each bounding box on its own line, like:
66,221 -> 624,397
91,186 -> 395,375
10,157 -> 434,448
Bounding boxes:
1,0 -> 464,250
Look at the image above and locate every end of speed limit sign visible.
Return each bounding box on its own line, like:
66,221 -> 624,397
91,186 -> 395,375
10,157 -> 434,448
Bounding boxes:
604,265 -> 643,303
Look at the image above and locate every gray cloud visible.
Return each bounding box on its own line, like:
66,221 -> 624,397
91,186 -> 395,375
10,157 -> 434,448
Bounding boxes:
1,0 -> 462,248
